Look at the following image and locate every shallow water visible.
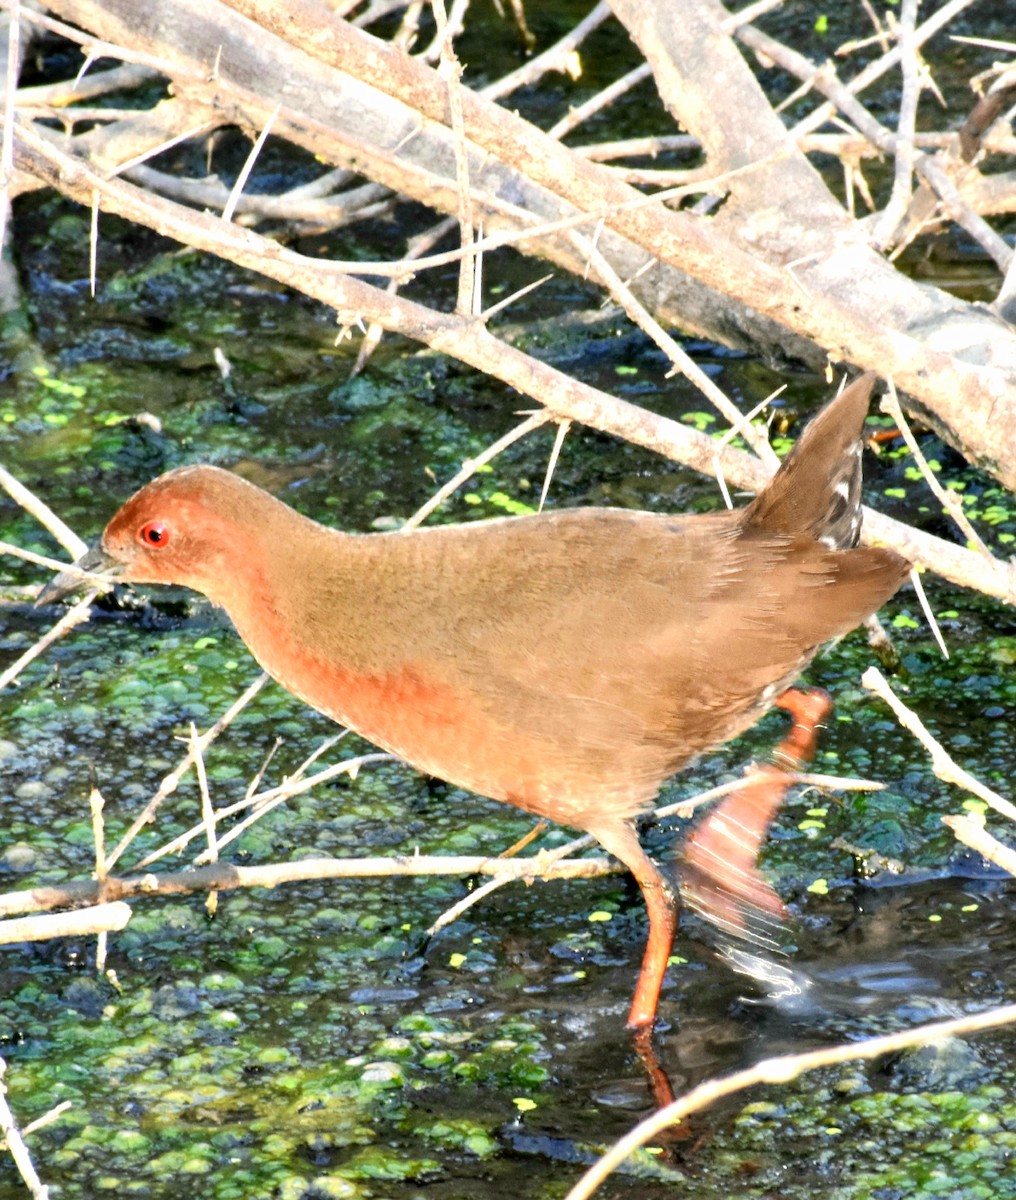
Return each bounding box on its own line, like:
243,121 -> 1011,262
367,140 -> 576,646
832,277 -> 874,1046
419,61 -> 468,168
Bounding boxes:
1,7 -> 1015,1195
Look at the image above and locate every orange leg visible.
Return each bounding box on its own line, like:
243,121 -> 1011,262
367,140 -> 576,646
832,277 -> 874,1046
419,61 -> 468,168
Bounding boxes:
590,819 -> 677,1032
680,687 -> 833,941
771,686 -> 833,768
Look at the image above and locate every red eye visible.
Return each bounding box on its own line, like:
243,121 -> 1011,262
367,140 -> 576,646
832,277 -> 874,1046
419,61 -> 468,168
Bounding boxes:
138,521 -> 170,548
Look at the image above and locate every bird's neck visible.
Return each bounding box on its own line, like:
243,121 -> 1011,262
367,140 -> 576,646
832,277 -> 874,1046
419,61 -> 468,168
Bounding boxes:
215,522 -> 415,728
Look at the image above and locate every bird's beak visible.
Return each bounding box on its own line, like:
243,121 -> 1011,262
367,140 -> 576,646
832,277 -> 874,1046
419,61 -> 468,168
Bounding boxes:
34,543 -> 124,607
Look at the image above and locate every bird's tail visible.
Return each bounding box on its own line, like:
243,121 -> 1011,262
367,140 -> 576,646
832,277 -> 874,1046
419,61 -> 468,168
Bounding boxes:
742,373 -> 875,550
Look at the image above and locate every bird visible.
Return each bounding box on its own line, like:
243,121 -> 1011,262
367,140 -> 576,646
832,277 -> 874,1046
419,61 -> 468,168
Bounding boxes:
37,373 -> 909,1030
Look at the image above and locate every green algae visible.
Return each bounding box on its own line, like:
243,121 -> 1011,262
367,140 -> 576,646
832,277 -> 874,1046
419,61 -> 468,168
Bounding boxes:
0,27 -> 1015,1200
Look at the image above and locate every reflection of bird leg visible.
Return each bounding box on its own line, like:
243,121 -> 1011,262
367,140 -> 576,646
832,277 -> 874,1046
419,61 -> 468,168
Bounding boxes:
680,688 -> 833,943
632,1023 -> 681,1118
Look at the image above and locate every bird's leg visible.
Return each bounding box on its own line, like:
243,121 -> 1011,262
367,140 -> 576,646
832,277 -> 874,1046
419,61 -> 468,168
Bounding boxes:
589,819 -> 678,1109
771,686 -> 833,771
589,820 -> 677,1031
679,686 -> 833,942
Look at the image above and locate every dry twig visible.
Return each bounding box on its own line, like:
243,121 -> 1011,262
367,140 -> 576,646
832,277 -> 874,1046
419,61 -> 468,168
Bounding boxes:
863,667 -> 1016,824
0,852 -> 622,919
0,901 -> 131,946
943,812 -> 1016,878
0,1055 -> 54,1200
565,1002 -> 1016,1200
106,672 -> 271,869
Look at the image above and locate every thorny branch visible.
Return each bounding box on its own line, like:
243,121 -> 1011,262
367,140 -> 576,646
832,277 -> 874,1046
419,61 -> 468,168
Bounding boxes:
2,9 -> 1016,1189
0,0 -> 1014,485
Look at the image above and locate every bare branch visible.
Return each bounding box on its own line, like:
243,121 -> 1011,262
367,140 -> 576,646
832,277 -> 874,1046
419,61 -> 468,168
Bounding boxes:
944,812 -> 1016,877
870,0 -> 920,251
0,901 -> 132,945
0,465 -> 88,559
0,1056 -> 55,1200
0,592 -> 99,693
862,667 -> 1016,824
106,672 -> 271,869
0,852 -> 621,919
565,1002 -> 1016,1200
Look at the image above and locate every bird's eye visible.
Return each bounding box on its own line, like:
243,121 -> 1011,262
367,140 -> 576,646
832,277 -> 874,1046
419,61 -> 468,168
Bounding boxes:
138,521 -> 170,548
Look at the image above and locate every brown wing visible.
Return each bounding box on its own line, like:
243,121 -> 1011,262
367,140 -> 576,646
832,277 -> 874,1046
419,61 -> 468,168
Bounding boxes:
366,509 -> 902,824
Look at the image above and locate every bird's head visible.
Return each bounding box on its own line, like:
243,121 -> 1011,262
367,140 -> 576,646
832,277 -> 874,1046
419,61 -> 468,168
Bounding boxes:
36,465 -> 274,607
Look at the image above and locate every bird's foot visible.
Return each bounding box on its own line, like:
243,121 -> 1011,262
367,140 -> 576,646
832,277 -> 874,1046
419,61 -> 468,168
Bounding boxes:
679,685 -> 833,944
